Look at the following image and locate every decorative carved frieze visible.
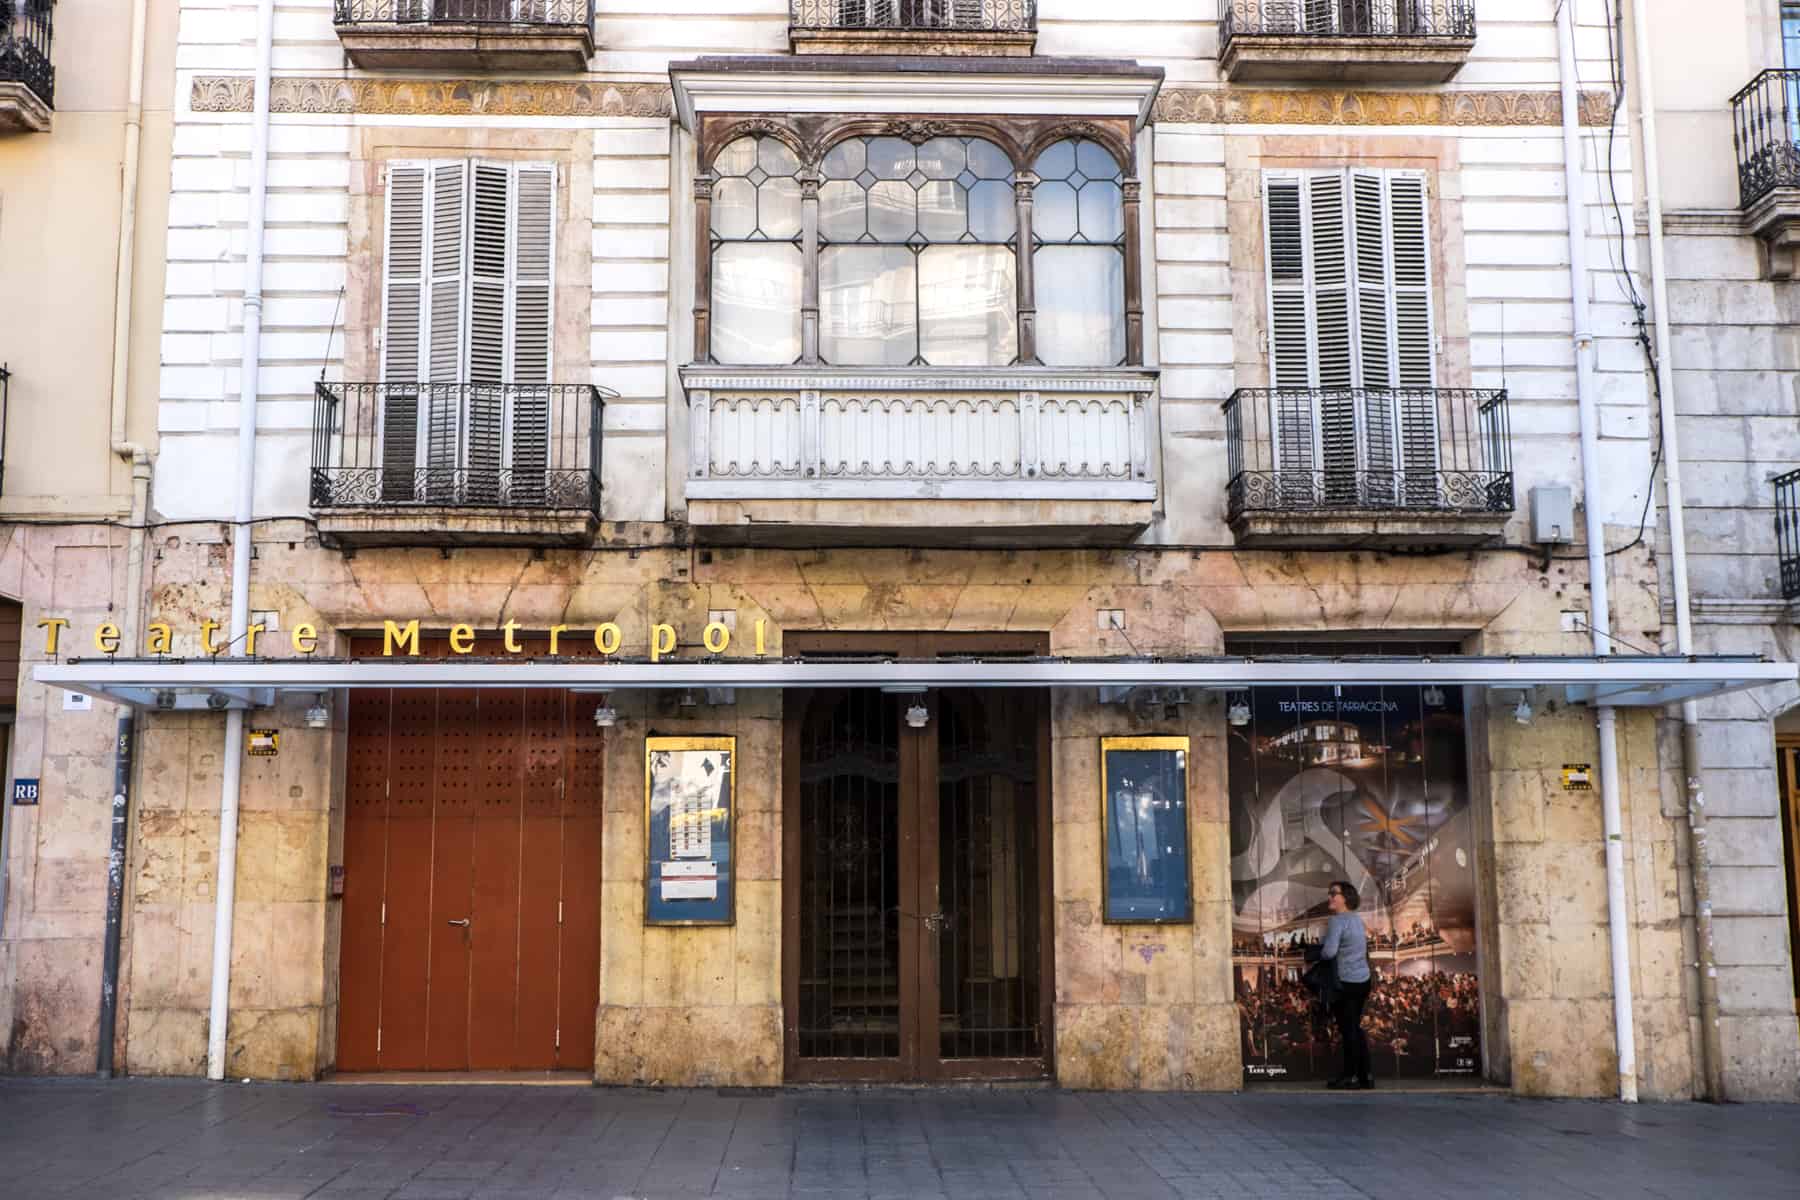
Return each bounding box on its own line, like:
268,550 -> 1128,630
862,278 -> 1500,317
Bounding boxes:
190,75 -> 674,119
1153,87 -> 1614,127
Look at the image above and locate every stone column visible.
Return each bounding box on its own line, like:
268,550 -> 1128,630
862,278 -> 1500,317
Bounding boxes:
800,168 -> 821,365
693,172 -> 715,365
1122,177 -> 1144,367
1014,169 -> 1040,366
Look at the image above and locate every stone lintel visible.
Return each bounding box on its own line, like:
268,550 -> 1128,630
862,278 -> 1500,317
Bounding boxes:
1219,35 -> 1476,85
1229,509 -> 1509,549
0,80 -> 53,133
334,22 -> 596,72
789,29 -> 1036,58
1741,188 -> 1800,279
315,508 -> 599,551
685,498 -> 1153,548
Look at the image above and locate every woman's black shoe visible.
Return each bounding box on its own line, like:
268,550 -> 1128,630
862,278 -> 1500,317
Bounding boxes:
1354,1077 -> 1375,1090
1326,1076 -> 1356,1090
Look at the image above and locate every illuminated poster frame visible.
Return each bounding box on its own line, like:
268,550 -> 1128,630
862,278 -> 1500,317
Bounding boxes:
1099,735 -> 1193,924
644,736 -> 736,926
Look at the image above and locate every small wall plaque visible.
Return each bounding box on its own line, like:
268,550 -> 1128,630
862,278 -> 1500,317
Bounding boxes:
11,778 -> 39,806
248,728 -> 280,757
1562,764 -> 1593,791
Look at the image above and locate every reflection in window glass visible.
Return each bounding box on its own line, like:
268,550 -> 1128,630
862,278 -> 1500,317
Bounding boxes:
818,135 -> 1019,368
1035,247 -> 1124,368
713,243 -> 803,366
711,135 -> 803,364
1033,138 -> 1127,367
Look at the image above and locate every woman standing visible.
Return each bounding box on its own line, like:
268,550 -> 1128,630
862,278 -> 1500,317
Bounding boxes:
1320,880 -> 1373,1090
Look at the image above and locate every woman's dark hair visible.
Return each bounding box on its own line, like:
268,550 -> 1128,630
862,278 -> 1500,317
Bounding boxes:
1329,881 -> 1361,911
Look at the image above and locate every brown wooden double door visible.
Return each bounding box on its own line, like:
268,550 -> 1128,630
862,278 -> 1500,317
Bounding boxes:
337,676 -> 602,1073
782,633 -> 1053,1082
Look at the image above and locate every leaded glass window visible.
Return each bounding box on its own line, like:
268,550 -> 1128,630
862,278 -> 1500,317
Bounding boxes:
1032,138 -> 1126,368
710,135 -> 805,366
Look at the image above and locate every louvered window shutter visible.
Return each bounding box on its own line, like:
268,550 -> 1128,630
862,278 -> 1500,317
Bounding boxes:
1388,170 -> 1439,504
1263,174 -> 1315,502
422,161 -> 469,500
1349,168 -> 1395,504
467,162 -> 509,502
380,163 -> 427,502
510,163 -> 557,504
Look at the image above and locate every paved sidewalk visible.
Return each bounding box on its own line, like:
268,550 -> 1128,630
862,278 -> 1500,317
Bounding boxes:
0,1078 -> 1796,1199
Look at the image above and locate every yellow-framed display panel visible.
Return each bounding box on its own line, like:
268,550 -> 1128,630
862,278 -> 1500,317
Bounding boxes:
644,735 -> 737,927
1099,735 -> 1194,925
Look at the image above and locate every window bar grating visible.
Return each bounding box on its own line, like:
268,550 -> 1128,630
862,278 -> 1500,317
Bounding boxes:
333,0 -> 594,27
0,0 -> 54,108
1777,469 -> 1800,600
790,0 -> 1036,33
1220,1 -> 1476,51
1732,69 -> 1800,209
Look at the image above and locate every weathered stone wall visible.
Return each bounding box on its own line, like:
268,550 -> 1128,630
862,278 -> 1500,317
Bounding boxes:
101,527 -> 1709,1097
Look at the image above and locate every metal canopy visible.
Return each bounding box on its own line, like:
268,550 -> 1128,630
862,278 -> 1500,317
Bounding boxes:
32,654 -> 1797,711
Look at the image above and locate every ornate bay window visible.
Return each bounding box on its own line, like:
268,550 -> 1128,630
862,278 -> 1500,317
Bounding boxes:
693,117 -> 1144,371
671,57 -> 1162,542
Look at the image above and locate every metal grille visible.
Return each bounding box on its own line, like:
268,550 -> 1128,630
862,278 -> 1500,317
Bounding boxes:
0,0 -> 53,108
1224,387 -> 1512,520
1732,70 -> 1800,209
937,693 -> 1042,1060
334,0 -> 593,25
311,381 -> 607,514
1221,0 -> 1475,47
797,690 -> 904,1060
790,0 -> 1035,32
1777,469 -> 1800,600
0,363 -> 9,498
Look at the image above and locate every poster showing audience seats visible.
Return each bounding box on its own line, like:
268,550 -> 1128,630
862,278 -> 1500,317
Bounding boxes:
1229,683 -> 1482,1082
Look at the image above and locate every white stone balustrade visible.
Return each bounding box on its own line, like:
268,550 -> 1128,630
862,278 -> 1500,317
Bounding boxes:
679,368 -> 1157,502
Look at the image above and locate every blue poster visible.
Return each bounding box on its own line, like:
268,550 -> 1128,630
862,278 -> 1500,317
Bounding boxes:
1101,737 -> 1192,923
644,737 -> 735,925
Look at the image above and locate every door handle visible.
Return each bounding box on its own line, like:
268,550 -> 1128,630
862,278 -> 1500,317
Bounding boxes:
446,918 -> 470,927
922,912 -> 947,935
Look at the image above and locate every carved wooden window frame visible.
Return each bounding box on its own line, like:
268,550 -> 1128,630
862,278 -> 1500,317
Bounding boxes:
691,113 -> 1145,368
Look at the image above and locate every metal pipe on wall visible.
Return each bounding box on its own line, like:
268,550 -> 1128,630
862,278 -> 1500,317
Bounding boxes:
207,0 -> 276,1083
1556,0 -> 1638,1104
96,715 -> 135,1077
1626,0 -> 1724,1102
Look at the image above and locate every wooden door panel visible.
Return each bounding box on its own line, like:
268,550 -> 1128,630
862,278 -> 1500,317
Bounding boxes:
337,688 -> 391,1072
469,690 -> 525,1069
513,688 -> 567,1067
377,689 -> 439,1070
426,689 -> 479,1071
557,690 -> 604,1069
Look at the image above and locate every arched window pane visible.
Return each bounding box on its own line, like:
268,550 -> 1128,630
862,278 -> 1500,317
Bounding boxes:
820,180 -> 867,242
920,246 -> 1017,367
1078,180 -> 1124,243
917,180 -> 968,242
714,137 -> 757,177
1034,181 -> 1078,243
867,181 -> 917,242
759,177 -> 803,240
713,243 -> 803,365
968,180 -> 1017,242
1035,246 -> 1124,367
712,177 -> 756,239
821,245 -> 918,366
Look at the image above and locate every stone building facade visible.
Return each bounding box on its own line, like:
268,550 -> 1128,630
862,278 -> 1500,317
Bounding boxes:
4,0 -> 1796,1101
0,0 -> 175,1072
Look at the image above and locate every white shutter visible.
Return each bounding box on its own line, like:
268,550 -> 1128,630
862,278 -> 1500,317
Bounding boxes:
380,164 -> 427,501
1263,174 -> 1314,500
422,161 -> 469,500
1388,170 -> 1439,503
467,162 -> 509,501
509,163 -> 556,503
1349,168 -> 1394,503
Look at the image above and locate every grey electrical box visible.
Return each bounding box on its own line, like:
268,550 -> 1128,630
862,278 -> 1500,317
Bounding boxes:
1531,486 -> 1574,544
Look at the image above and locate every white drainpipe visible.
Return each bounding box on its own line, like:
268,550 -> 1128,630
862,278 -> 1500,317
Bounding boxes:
1627,0 -> 1722,1101
1557,0 -> 1637,1103
207,0 -> 275,1082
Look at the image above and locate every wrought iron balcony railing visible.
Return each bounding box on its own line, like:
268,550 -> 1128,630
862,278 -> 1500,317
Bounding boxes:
1731,69 -> 1800,209
1776,469 -> 1800,599
789,0 -> 1036,33
312,382 -> 607,515
1221,0 -> 1475,47
0,0 -> 54,110
1224,387 -> 1512,521
333,0 -> 593,27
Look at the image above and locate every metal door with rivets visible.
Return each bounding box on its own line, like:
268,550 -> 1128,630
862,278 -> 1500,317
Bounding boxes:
337,638 -> 602,1073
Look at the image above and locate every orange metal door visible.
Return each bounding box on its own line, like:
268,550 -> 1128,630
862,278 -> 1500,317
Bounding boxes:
337,654 -> 603,1073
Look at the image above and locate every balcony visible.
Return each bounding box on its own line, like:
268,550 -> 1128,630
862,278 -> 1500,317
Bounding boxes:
332,0 -> 595,71
1224,387 -> 1513,548
310,382 -> 608,549
1777,469 -> 1800,601
679,366 -> 1157,545
1218,1 -> 1476,84
1731,70 -> 1800,277
0,1 -> 53,132
789,1 -> 1037,58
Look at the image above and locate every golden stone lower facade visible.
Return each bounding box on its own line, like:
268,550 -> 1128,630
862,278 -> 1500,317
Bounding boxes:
2,523 -> 1724,1097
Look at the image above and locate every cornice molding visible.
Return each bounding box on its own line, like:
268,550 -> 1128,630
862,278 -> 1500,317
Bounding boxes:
190,75 -> 674,118
1152,87 -> 1615,127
